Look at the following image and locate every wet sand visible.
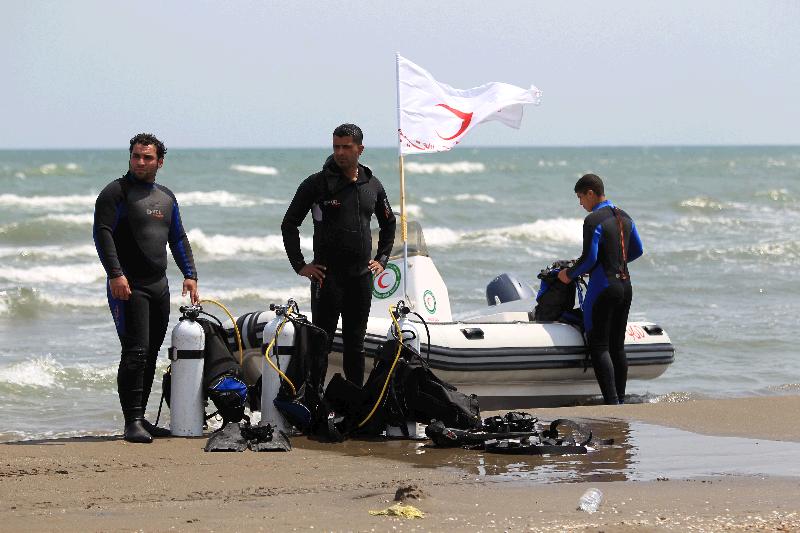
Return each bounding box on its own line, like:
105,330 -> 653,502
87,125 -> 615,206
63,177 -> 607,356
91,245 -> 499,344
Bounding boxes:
3,395 -> 800,532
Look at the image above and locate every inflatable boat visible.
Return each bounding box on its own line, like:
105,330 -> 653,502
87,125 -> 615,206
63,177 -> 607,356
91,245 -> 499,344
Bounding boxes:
225,222 -> 674,408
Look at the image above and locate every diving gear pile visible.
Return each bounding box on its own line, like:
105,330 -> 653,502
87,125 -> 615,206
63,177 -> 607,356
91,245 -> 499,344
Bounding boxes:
425,412 -> 613,455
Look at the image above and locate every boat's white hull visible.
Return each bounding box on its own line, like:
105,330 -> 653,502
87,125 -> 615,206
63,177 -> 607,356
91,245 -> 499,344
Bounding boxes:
226,309 -> 674,408
327,313 -> 673,407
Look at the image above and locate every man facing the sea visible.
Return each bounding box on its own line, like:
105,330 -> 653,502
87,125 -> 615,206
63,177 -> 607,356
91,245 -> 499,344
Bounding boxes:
281,123 -> 396,391
558,174 -> 642,405
93,133 -> 199,443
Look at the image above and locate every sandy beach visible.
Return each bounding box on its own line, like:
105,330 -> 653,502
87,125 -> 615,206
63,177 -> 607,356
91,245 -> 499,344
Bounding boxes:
3,395 -> 800,532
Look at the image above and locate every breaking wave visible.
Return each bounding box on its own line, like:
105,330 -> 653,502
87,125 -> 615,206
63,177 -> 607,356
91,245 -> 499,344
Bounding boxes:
0,287 -> 106,317
0,193 -> 95,211
0,263 -> 105,284
0,244 -> 97,261
186,228 -> 311,257
680,196 -> 724,210
0,356 -> 64,388
423,227 -> 463,247
755,188 -> 796,203
421,194 -> 496,204
537,159 -> 568,167
0,355 -> 116,390
679,196 -> 747,211
404,204 -> 422,218
423,218 -> 583,248
41,213 -> 94,225
0,217 -> 95,242
230,164 -> 279,176
177,190 -> 285,207
0,284 -> 311,317
2,162 -> 83,179
404,161 -> 485,174
200,286 -> 310,306
474,219 -> 584,245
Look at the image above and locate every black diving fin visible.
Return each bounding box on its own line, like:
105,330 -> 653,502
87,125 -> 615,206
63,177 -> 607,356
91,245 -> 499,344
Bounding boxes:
203,423 -> 248,452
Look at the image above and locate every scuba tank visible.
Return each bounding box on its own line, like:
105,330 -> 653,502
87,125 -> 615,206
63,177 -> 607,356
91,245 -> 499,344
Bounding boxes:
387,301 -> 421,353
169,305 -> 206,436
260,300 -> 297,433
385,301 -> 422,438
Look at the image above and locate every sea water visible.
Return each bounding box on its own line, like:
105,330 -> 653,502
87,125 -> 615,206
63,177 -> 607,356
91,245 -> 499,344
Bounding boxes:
1,146 -> 798,440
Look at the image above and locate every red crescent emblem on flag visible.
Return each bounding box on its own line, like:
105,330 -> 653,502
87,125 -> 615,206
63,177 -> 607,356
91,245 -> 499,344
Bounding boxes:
377,272 -> 390,289
436,104 -> 473,140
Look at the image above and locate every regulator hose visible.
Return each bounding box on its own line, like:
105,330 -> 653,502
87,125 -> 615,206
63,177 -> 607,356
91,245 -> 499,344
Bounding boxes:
357,305 -> 405,429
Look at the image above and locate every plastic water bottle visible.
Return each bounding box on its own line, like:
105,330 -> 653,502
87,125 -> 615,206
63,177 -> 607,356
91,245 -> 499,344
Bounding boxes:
577,488 -> 603,513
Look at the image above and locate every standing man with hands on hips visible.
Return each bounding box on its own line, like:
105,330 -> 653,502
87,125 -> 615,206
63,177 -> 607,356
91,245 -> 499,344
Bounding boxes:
282,124 -> 396,390
94,133 -> 199,443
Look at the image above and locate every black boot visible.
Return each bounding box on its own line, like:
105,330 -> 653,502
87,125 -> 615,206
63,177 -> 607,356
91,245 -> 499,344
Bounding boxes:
142,419 -> 170,438
118,349 -> 152,443
124,419 -> 153,443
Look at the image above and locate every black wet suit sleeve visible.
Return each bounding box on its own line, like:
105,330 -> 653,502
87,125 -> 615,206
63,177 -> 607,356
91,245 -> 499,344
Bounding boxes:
167,198 -> 198,280
93,181 -> 125,279
628,221 -> 643,262
281,177 -> 316,273
566,220 -> 601,279
372,181 -> 396,267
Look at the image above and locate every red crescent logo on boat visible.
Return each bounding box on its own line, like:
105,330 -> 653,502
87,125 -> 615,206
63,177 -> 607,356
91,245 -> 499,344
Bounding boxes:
436,104 -> 473,141
626,325 -> 646,340
377,272 -> 390,289
372,263 -> 401,299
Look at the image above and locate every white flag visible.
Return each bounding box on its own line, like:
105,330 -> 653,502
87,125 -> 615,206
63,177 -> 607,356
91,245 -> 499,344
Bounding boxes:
397,54 -> 542,155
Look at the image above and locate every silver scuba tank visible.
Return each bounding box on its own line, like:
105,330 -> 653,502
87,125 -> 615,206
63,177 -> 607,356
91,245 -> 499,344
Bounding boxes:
169,305 -> 205,436
386,302 -> 421,353
385,301 -> 423,438
260,301 -> 296,433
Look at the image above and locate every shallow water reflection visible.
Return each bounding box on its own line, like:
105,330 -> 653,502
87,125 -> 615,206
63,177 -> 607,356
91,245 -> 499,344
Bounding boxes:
297,418 -> 800,483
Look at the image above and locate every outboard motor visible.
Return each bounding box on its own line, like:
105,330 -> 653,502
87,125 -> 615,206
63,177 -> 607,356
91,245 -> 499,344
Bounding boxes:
260,300 -> 297,433
169,305 -> 206,436
486,273 -> 536,306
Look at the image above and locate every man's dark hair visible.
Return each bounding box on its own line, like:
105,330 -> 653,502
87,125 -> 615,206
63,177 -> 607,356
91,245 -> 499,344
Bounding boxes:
129,133 -> 167,159
333,123 -> 363,144
574,173 -> 604,196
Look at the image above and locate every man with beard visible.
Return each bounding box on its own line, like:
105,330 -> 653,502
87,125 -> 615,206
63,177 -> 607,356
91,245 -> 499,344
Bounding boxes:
94,133 -> 199,443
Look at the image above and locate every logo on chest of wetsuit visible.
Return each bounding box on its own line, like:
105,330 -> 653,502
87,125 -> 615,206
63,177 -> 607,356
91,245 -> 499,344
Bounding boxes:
146,208 -> 164,219
322,199 -> 341,208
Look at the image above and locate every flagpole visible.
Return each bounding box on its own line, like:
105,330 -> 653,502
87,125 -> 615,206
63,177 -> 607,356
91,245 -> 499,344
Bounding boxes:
399,154 -> 409,304
395,52 -> 410,305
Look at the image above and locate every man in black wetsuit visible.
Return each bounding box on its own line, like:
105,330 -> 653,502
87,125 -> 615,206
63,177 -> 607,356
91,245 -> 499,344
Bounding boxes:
94,133 -> 199,443
558,174 -> 643,405
282,124 -> 396,389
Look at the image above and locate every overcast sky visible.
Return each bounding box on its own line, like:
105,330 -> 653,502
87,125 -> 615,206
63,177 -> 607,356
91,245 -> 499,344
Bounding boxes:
2,1 -> 799,149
